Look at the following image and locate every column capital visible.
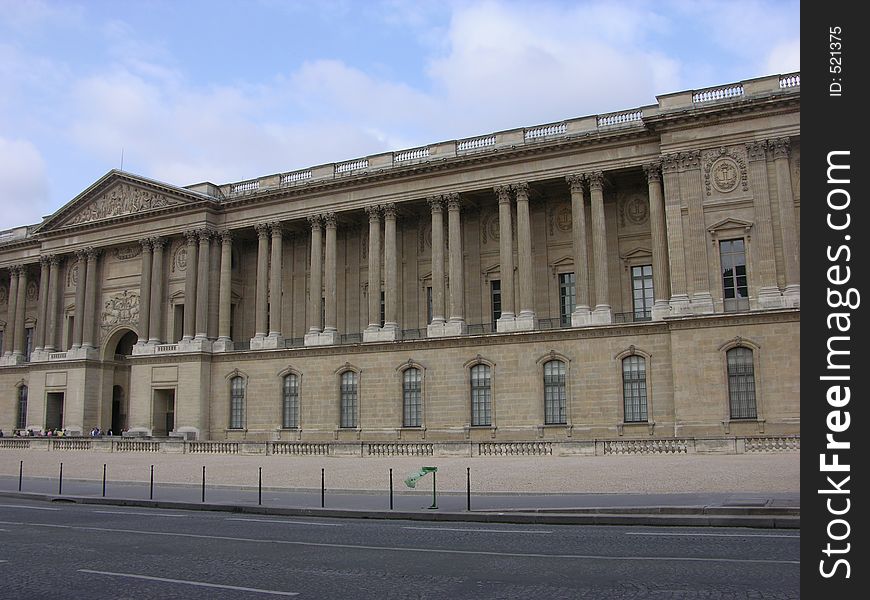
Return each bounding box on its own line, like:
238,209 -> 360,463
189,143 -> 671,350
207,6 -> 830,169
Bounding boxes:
320,212 -> 336,229
566,174 -> 585,193
771,136 -> 791,160
643,162 -> 662,183
8,264 -> 23,276
197,228 -> 214,243
307,214 -> 323,228
382,203 -> 397,219
677,150 -> 701,170
139,238 -> 153,252
661,153 -> 680,174
269,221 -> 284,237
184,229 -> 200,244
427,195 -> 444,212
512,182 -> 530,198
39,254 -> 53,267
254,222 -> 271,238
745,140 -> 770,162
586,171 -> 605,191
365,204 -> 382,221
49,254 -> 63,267
218,229 -> 233,243
445,193 -> 461,211
74,249 -> 88,261
149,236 -> 166,250
493,185 -> 511,203
84,247 -> 102,260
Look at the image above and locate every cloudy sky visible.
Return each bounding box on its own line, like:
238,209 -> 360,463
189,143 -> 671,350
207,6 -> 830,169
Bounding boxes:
0,0 -> 799,231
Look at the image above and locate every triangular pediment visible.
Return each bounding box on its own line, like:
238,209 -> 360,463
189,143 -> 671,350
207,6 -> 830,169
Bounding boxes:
34,170 -> 215,233
707,218 -> 753,234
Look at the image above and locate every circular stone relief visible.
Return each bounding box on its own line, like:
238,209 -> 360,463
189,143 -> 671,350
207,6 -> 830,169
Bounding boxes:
555,206 -> 572,232
711,157 -> 740,193
624,196 -> 649,226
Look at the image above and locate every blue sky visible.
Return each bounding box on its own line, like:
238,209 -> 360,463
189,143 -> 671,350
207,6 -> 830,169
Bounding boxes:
0,0 -> 800,231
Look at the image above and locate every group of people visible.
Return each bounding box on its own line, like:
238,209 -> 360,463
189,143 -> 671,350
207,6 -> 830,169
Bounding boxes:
4,427 -> 117,437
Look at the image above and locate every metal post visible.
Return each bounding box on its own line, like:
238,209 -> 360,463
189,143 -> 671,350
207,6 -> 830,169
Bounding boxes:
58,462 -> 63,495
321,468 -> 325,508
428,470 -> 438,510
258,467 -> 262,506
466,467 -> 471,511
389,468 -> 393,510
150,465 -> 154,500
201,466 -> 206,503
18,460 -> 23,492
102,464 -> 107,497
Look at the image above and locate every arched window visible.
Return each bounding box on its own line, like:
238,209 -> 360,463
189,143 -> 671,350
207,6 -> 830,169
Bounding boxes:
229,376 -> 245,429
340,371 -> 358,428
470,364 -> 492,426
282,374 -> 299,429
17,385 -> 28,430
727,347 -> 757,419
543,360 -> 567,425
622,355 -> 648,423
402,367 -> 422,427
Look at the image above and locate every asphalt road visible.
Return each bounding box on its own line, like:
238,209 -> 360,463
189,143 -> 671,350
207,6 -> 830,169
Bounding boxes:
0,498 -> 799,599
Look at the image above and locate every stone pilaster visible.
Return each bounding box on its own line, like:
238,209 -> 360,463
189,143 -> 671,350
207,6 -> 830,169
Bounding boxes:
214,230 -> 234,352
644,162 -> 671,320
513,182 -> 536,329
182,230 -> 199,341
45,255 -> 61,352
12,265 -> 27,360
148,238 -> 166,344
71,251 -> 86,349
81,247 -> 100,351
34,256 -> 50,353
365,205 -> 382,333
427,196 -> 448,337
567,175 -> 592,326
495,185 -> 516,331
304,215 -> 325,345
661,154 -> 690,314
2,268 -> 17,357
746,140 -> 784,308
588,172 -> 612,324
194,229 -> 212,343
382,204 -> 401,337
443,193 -> 467,336
772,137 -> 800,306
321,213 -> 340,343
265,221 -> 284,346
137,240 -> 153,346
253,222 -> 270,341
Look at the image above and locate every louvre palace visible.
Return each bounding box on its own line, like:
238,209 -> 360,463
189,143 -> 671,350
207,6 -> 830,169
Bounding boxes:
0,73 -> 800,454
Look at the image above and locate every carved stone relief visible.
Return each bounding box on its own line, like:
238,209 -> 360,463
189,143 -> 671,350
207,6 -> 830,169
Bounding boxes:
26,281 -> 38,302
112,245 -> 142,261
101,290 -> 140,336
65,184 -> 184,226
547,203 -> 572,236
617,191 -> 650,228
702,147 -> 748,196
171,243 -> 188,273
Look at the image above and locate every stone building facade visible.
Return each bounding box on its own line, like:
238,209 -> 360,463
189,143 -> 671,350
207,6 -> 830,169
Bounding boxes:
0,73 -> 800,445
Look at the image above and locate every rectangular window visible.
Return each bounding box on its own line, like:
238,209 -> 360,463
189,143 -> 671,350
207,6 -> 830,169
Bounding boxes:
622,356 -> 648,423
282,374 -> 299,429
543,361 -> 567,424
490,280 -> 501,326
17,386 -> 28,430
403,368 -> 422,427
559,272 -> 576,326
470,364 -> 492,426
229,304 -> 236,341
631,265 -> 654,321
66,316 -> 74,350
340,371 -> 358,428
720,239 -> 749,312
727,347 -> 757,419
229,377 -> 245,429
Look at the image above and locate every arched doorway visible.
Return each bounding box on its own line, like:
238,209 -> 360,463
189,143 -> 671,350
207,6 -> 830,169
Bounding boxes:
103,327 -> 138,434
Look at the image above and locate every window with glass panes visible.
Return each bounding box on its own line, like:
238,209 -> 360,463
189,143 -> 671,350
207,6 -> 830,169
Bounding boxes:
490,280 -> 501,325
229,376 -> 245,429
727,347 -> 757,419
402,368 -> 422,427
543,360 -> 567,424
340,371 -> 358,428
24,327 -> 34,361
17,385 -> 28,430
470,364 -> 492,426
631,265 -> 653,321
720,239 -> 749,311
282,374 -> 299,429
559,273 -> 575,326
622,356 -> 648,422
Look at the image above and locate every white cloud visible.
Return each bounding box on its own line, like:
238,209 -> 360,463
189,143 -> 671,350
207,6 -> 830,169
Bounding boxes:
0,137 -> 51,229
765,39 -> 800,74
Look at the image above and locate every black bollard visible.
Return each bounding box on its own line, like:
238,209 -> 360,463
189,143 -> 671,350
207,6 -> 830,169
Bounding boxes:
428,470 -> 438,510
58,462 -> 63,495
18,460 -> 23,492
201,466 -> 206,503
102,464 -> 107,497
389,468 -> 393,510
321,468 -> 325,508
150,465 -> 154,500
258,467 -> 262,506
466,467 -> 471,511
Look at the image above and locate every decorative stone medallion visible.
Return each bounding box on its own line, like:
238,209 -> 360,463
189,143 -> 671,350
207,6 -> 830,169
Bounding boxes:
172,245 -> 188,272
624,196 -> 649,226
711,157 -> 740,193
113,245 -> 142,261
101,290 -> 140,334
26,281 -> 38,302
703,146 -> 748,196
67,265 -> 79,288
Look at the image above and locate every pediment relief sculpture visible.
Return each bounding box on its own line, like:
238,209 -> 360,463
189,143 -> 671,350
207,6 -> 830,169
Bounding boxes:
63,183 -> 185,227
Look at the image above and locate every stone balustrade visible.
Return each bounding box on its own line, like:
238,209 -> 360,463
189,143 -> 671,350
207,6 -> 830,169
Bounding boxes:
230,179 -> 260,194
280,170 -> 312,185
394,147 -> 430,162
692,84 -> 745,104
366,443 -> 434,457
336,158 -> 369,173
597,110 -> 643,128
270,442 -> 329,456
478,442 -> 553,456
603,439 -> 688,455
779,74 -> 800,88
457,134 -> 496,151
524,123 -> 566,140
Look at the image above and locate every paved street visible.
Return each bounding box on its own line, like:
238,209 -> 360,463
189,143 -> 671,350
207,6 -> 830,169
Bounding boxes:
0,498 -> 799,599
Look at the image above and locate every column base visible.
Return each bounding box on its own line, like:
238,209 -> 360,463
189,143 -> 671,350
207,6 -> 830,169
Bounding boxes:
177,338 -> 213,353
669,294 -> 692,315
591,305 -> 612,325
131,342 -> 157,356
251,335 -> 284,350
364,327 -> 402,342
65,346 -> 100,360
212,338 -> 235,352
651,301 -> 671,321
570,308 -> 593,327
496,314 -> 536,332
427,320 -> 466,338
782,284 -> 800,308
304,331 -> 340,346
28,349 -> 49,363
125,427 -> 152,437
757,286 -> 785,309
690,292 -> 715,315
0,354 -> 27,366
174,426 -> 201,441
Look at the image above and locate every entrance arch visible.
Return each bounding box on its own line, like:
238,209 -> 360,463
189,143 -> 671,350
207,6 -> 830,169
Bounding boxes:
102,327 -> 138,434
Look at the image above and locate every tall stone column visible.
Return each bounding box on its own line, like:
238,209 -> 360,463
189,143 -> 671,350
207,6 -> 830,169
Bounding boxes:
365,205 -> 382,333
307,215 -> 323,335
148,238 -> 166,344
323,213 -> 340,341
566,175 -> 592,325
266,222 -> 284,345
34,256 -> 50,353
12,265 -> 27,359
446,193 -> 467,334
588,172 -> 612,324
772,137 -> 800,306
427,196 -> 447,336
253,223 -> 270,341
644,162 -> 671,320
682,151 -> 714,314
382,204 -> 400,335
661,154 -> 690,314
45,255 -> 62,352
194,229 -> 211,341
2,268 -> 17,357
214,230 -> 234,351
746,141 -> 783,308
137,240 -> 153,347
513,182 -> 536,329
81,248 -> 100,351
72,251 -> 86,350
495,185 -> 515,330
182,231 -> 198,341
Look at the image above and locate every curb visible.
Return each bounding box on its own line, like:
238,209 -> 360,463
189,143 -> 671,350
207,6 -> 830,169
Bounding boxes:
0,490 -> 800,529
